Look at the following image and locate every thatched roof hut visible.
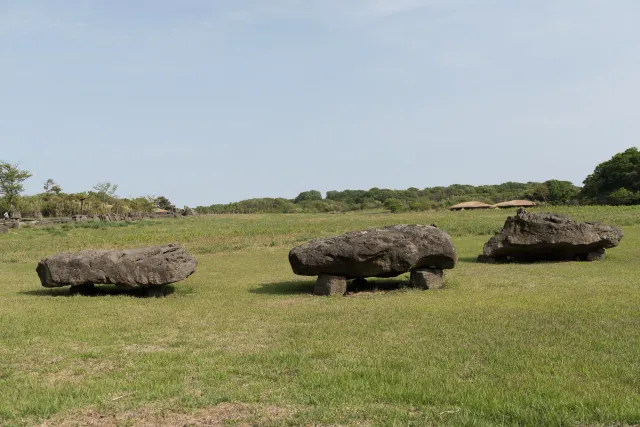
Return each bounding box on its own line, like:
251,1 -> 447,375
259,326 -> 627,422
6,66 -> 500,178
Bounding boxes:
449,201 -> 493,211
492,200 -> 537,208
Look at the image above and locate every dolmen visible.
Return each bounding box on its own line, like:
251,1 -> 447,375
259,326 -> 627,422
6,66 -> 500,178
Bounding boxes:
36,244 -> 197,295
289,224 -> 457,296
478,208 -> 623,263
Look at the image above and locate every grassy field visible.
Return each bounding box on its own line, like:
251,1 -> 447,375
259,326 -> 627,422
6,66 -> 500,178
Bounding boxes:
1,207 -> 639,426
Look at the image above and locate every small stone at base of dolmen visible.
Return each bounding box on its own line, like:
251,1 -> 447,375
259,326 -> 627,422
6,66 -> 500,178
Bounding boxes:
585,249 -> 605,261
315,274 -> 347,296
410,268 -> 444,289
36,244 -> 197,289
478,208 -> 622,263
0,225 -> 8,234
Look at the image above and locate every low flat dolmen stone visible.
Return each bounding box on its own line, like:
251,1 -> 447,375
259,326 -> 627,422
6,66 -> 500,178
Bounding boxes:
478,208 -> 623,263
36,244 -> 197,291
289,224 -> 457,295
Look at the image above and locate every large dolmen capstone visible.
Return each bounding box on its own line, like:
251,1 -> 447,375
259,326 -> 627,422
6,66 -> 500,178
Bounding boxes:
36,244 -> 197,293
289,225 -> 457,296
477,208 -> 623,263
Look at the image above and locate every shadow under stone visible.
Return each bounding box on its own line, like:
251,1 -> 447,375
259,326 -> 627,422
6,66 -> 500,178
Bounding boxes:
251,277 -> 412,296
20,285 -> 176,298
457,256 -> 481,264
249,280 -> 315,295
346,278 -> 410,294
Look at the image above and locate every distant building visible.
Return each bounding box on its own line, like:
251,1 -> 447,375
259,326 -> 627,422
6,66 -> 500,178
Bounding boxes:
449,201 -> 493,211
492,200 -> 537,208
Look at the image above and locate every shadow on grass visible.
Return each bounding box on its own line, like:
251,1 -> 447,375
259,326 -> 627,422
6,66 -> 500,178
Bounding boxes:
250,280 -> 315,295
20,285 -> 176,298
251,278 -> 412,296
457,256 -> 480,263
347,278 -> 410,295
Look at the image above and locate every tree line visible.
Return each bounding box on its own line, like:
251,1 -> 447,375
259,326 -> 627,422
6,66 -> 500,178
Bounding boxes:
1,147 -> 638,217
0,162 -> 179,218
195,147 -> 640,214
194,180 -> 580,214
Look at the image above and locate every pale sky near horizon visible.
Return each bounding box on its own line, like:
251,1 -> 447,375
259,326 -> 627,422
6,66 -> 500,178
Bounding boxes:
2,0 -> 639,207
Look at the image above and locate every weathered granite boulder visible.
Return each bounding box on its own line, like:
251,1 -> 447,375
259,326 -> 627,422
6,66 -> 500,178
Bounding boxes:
478,209 -> 623,263
289,224 -> 457,295
0,225 -> 8,234
36,244 -> 197,290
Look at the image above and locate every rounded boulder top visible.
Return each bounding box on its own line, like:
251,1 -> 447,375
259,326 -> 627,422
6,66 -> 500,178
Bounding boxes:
289,224 -> 457,278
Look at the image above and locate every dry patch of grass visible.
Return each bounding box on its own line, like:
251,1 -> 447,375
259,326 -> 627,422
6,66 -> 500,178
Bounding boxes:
39,403 -> 296,427
123,345 -> 169,354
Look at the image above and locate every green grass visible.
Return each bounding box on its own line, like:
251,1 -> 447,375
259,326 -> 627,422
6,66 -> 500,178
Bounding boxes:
1,207 -> 639,426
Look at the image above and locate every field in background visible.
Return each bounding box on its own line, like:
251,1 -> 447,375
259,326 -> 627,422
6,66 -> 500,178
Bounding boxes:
1,207 -> 639,426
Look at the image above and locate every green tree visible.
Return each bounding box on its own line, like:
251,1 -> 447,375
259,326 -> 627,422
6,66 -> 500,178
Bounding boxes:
294,190 -> 322,203
608,187 -> 638,205
0,161 -> 32,210
92,182 -> 118,203
545,180 -> 579,204
154,196 -> 175,211
43,178 -> 62,195
526,183 -> 549,203
128,196 -> 155,213
581,147 -> 640,204
383,198 -> 404,213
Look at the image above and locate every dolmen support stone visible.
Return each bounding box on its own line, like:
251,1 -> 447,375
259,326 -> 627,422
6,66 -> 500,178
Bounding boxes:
289,224 -> 457,296
477,208 -> 623,263
36,244 -> 197,294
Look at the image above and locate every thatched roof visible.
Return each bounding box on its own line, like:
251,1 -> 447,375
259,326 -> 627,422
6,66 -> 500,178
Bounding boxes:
449,201 -> 493,211
492,200 -> 537,208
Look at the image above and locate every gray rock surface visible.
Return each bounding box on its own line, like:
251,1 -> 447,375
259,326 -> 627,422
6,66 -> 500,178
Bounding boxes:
36,244 -> 197,288
410,268 -> 444,289
0,225 -> 8,234
315,274 -> 347,296
289,224 -> 456,278
478,208 -> 623,263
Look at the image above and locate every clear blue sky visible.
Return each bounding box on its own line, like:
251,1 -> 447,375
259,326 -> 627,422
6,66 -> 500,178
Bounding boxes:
2,1 -> 639,207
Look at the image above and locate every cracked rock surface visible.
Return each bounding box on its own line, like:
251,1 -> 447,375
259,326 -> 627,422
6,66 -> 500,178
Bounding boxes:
36,244 -> 197,288
478,208 -> 623,263
289,224 -> 456,278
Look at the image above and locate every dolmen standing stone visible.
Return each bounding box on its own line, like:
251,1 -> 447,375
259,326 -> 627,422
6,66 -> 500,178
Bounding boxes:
36,244 -> 197,295
477,208 -> 623,263
289,224 -> 457,296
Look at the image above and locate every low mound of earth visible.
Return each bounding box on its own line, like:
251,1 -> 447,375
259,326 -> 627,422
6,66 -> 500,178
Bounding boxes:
289,224 -> 457,296
36,244 -> 197,294
478,208 -> 623,263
